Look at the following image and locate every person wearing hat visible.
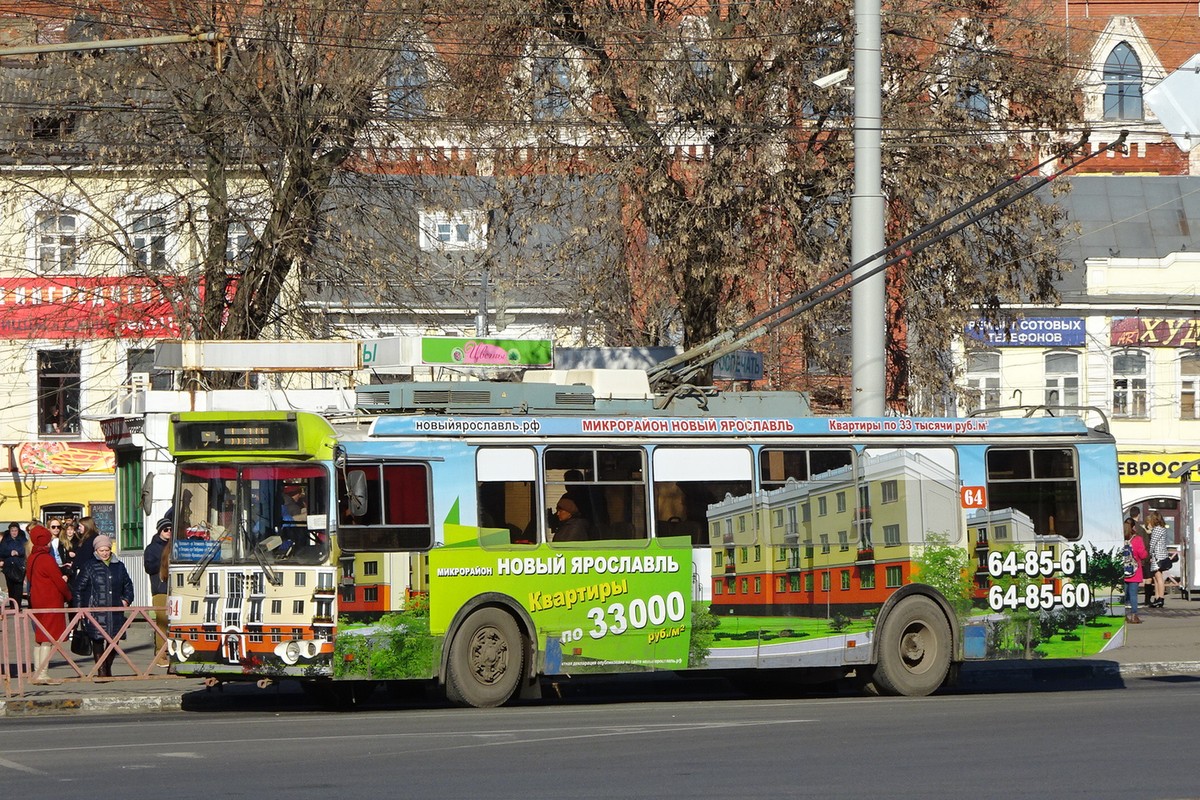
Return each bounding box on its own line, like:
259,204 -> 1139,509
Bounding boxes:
143,516 -> 173,667
73,533 -> 135,678
552,497 -> 592,543
27,523 -> 71,683
2,522 -> 28,608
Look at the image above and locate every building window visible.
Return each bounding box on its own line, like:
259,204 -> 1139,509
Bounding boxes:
38,350 -> 81,435
753,545 -> 761,562
293,600 -> 305,614
714,580 -> 723,595
127,347 -> 173,391
270,600 -> 282,615
789,574 -> 801,591
715,551 -> 723,567
532,50 -> 572,120
1112,350 -> 1148,418
1181,354 -> 1200,419
883,524 -> 901,547
36,210 -> 78,273
226,220 -> 254,267
820,534 -> 830,554
840,570 -> 851,590
885,565 -> 903,588
419,209 -> 486,251
804,573 -> 813,592
838,531 -> 849,551
364,587 -> 379,603
130,209 -> 167,270
1103,42 -> 1143,121
821,571 -> 830,591
881,480 -> 898,504
965,350 -> 1001,410
836,492 -> 846,513
754,577 -> 761,594
818,496 -> 827,516
388,48 -> 428,118
740,546 -> 748,563
777,576 -> 786,592
363,560 -> 379,576
1045,352 -> 1080,407
740,577 -> 748,593
859,566 -> 876,589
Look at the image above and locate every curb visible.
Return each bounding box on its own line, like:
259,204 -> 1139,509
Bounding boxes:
2,692 -> 185,717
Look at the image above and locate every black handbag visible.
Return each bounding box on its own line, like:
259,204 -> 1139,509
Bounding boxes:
1158,557 -> 1175,572
70,626 -> 92,657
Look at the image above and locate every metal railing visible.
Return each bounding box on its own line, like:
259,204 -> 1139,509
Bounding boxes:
2,598 -> 177,697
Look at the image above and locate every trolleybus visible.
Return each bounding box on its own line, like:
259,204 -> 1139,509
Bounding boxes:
161,376 -> 1123,706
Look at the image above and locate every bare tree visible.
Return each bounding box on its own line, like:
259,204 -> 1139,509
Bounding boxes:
430,0 -> 1080,403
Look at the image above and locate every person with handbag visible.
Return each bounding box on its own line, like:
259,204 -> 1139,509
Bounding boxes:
1146,510 -> 1171,608
1122,517 -> 1148,624
2,522 -> 29,609
72,534 -> 134,679
26,524 -> 72,684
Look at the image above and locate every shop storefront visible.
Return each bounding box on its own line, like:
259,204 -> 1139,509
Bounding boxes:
1,441 -> 116,534
1117,452 -> 1200,546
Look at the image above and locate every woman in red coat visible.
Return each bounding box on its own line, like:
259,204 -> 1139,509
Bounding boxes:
28,523 -> 72,684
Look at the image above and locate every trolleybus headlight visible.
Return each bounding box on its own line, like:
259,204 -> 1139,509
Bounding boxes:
276,640 -> 303,665
178,640 -> 195,660
301,641 -> 320,658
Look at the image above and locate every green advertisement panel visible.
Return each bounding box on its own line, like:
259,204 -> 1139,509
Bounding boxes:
430,528 -> 694,673
420,337 -> 553,367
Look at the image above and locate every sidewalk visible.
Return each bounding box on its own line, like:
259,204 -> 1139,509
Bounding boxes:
4,603 -> 1200,716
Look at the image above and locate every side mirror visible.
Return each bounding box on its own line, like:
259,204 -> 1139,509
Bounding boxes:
141,472 -> 155,517
347,470 -> 368,518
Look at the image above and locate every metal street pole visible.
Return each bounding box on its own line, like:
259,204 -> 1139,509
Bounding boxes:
0,31 -> 219,58
850,0 -> 887,416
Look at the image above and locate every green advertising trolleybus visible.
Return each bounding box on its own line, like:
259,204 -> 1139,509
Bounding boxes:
162,378 -> 1123,707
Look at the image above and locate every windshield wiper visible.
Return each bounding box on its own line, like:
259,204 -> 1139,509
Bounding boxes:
252,535 -> 284,586
186,529 -> 228,587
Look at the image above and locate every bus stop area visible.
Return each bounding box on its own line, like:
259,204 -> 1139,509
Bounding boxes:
4,601 -> 1200,716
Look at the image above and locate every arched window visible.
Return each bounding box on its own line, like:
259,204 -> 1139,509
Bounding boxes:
1103,42 -> 1143,121
1112,350 -> 1148,418
532,50 -> 572,120
1045,352 -> 1080,407
388,48 -> 428,119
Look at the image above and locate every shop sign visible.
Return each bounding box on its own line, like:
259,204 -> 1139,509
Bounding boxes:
1111,317 -> 1200,347
965,317 -> 1085,347
1118,453 -> 1200,484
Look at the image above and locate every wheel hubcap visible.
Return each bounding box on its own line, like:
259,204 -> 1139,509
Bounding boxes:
470,625 -> 509,685
899,622 -> 934,673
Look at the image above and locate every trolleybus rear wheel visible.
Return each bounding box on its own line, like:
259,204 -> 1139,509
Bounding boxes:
445,607 -> 524,708
871,595 -> 951,697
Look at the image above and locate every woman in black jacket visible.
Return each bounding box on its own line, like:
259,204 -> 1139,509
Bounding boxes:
73,534 -> 135,678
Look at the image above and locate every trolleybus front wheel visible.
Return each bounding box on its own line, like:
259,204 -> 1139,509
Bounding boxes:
871,595 -> 952,697
445,607 -> 525,708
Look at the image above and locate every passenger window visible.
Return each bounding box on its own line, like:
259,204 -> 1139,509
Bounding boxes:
337,462 -> 433,551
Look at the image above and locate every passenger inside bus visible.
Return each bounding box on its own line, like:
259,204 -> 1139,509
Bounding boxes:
551,497 -> 592,542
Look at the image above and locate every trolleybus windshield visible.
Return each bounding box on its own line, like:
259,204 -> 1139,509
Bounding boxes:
173,463 -> 331,566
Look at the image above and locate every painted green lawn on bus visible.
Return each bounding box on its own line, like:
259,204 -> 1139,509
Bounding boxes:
1035,615 -> 1123,659
709,614 -> 874,647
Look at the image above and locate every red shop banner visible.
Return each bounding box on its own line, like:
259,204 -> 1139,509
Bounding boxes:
0,277 -> 181,339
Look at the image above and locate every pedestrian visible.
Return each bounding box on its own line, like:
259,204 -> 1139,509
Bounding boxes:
143,515 -> 172,668
1122,517 -> 1148,624
51,517 -> 77,577
2,521 -> 29,609
1146,510 -> 1170,608
73,534 -> 134,678
72,516 -> 100,581
26,523 -> 71,684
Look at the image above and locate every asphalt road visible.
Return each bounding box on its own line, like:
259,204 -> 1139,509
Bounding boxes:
4,675 -> 1199,799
